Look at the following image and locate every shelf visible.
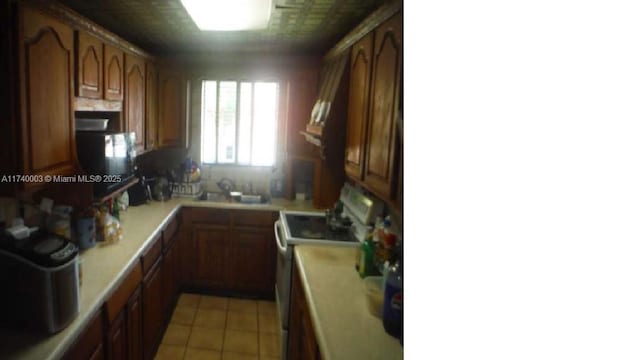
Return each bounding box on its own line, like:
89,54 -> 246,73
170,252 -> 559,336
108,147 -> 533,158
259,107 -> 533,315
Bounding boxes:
93,177 -> 139,205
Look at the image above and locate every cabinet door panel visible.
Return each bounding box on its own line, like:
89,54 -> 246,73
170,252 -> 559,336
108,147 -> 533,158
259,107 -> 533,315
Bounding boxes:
364,13 -> 402,199
145,62 -> 157,150
142,258 -> 163,360
20,7 -> 75,178
228,227 -> 272,293
158,69 -> 187,148
106,310 -> 126,360
127,287 -> 143,360
345,33 -> 373,180
163,240 -> 179,315
88,343 -> 105,360
125,54 -> 145,153
288,265 -> 320,360
192,225 -> 227,288
104,44 -> 123,101
76,32 -> 103,99
63,310 -> 105,360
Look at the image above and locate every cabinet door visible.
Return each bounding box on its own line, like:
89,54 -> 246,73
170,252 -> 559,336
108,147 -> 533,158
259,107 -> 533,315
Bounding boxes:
142,258 -> 164,360
106,310 -> 127,360
19,6 -> 76,180
363,13 -> 402,199
345,33 -> 373,180
229,226 -> 274,294
127,287 -> 143,360
63,311 -> 105,360
288,265 -> 320,360
76,31 -> 103,99
104,44 -> 124,101
124,54 -> 145,153
145,62 -> 158,150
158,69 -> 188,148
162,239 -> 179,315
192,224 -> 228,288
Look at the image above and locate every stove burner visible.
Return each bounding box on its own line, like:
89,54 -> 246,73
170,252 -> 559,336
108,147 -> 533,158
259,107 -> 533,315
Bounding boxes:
300,230 -> 323,239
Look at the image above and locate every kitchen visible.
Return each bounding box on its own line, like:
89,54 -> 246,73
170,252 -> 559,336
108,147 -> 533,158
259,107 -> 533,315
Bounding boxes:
0,0 -> 404,359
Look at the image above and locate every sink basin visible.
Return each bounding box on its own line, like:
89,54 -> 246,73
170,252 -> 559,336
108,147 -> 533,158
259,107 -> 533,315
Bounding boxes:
197,191 -> 270,205
198,192 -> 230,203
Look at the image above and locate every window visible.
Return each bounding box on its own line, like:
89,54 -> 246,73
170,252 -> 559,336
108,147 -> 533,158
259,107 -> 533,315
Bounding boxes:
201,80 -> 279,166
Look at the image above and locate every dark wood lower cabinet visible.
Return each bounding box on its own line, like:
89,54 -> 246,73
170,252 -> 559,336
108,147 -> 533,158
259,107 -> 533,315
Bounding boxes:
184,209 -> 277,297
64,207 -> 279,360
162,237 -> 180,316
289,264 -> 321,360
106,295 -> 142,360
229,226 -> 275,294
142,257 -> 164,360
106,310 -> 126,360
63,311 -> 105,360
127,287 -> 143,360
192,223 -> 228,289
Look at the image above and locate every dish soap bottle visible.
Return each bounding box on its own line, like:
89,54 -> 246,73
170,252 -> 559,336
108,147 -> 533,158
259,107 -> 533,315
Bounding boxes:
358,232 -> 377,278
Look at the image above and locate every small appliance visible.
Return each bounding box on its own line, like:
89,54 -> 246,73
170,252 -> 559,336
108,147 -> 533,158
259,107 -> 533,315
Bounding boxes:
0,229 -> 80,334
75,131 -> 137,197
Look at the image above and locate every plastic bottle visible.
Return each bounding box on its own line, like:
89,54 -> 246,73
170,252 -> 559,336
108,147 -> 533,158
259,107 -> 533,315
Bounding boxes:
358,236 -> 376,278
383,258 -> 402,339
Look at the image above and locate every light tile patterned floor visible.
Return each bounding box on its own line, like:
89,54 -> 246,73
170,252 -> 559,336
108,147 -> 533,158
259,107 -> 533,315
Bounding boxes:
155,293 -> 280,360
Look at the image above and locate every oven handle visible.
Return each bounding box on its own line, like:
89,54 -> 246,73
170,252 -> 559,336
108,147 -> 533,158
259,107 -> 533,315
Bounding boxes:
274,220 -> 287,255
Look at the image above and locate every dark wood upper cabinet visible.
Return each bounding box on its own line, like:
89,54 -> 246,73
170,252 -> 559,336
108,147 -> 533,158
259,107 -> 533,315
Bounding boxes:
158,68 -> 189,148
363,12 -> 402,200
145,61 -> 158,150
104,44 -> 124,101
124,53 -> 145,153
76,31 -> 103,99
19,5 -> 76,183
345,33 -> 373,180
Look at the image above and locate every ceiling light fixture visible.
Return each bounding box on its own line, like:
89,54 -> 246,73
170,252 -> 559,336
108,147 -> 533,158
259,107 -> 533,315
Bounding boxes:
180,0 -> 273,31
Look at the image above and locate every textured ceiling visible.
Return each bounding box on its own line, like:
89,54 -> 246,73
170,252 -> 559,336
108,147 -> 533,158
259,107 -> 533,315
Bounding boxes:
57,0 -> 386,55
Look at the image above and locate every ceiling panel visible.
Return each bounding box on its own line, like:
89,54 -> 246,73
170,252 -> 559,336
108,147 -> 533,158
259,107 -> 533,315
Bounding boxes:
57,0 -> 386,55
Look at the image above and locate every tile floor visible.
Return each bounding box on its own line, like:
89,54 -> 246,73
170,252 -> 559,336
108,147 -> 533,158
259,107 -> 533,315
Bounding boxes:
155,293 -> 280,360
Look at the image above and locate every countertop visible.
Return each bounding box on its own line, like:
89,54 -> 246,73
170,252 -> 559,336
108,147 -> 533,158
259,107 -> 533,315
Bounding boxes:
0,197 -> 315,360
294,245 -> 403,360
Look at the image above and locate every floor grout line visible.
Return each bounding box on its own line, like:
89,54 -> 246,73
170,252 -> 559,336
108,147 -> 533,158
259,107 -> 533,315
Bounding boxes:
163,294 -> 279,360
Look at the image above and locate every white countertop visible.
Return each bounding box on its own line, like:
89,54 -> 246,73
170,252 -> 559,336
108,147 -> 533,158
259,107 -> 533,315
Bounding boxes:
0,197 -> 315,360
294,245 -> 403,360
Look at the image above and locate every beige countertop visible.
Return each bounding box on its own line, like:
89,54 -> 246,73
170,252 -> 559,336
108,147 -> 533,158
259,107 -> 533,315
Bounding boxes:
294,245 -> 403,360
0,197 -> 316,360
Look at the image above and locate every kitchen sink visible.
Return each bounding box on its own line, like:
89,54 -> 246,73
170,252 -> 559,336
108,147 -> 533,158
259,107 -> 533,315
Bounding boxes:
199,192 -> 229,203
197,191 -> 270,205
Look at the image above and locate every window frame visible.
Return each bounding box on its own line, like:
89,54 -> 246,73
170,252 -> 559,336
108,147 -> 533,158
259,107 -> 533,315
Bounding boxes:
200,78 -> 280,167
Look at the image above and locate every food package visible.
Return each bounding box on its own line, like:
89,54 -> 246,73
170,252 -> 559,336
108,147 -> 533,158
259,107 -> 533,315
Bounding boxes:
95,209 -> 123,245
